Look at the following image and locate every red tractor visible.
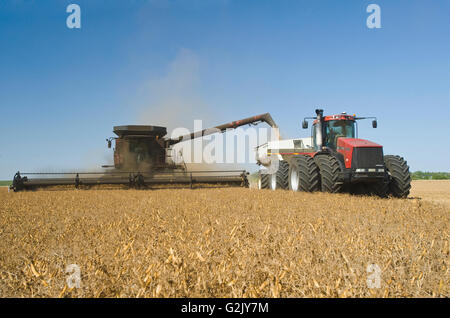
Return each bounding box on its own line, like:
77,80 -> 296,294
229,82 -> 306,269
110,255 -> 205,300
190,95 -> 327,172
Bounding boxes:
256,109 -> 411,198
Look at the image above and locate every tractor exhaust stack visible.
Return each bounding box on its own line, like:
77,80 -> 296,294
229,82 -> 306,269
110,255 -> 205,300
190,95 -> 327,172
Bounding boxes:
315,109 -> 324,151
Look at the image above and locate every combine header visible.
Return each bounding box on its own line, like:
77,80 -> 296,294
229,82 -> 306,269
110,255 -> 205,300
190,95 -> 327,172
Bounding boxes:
11,113 -> 277,191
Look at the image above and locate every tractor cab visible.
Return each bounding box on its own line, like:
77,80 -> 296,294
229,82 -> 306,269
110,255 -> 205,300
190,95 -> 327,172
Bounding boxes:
304,111 -> 377,152
313,115 -> 356,150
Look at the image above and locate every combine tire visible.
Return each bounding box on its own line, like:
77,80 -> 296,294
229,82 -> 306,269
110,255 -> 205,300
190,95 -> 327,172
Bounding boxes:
315,155 -> 343,193
268,161 -> 289,190
384,155 -> 411,198
288,155 -> 320,192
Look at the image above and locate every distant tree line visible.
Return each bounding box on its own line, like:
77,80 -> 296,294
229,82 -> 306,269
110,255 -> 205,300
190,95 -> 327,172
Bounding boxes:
248,171 -> 449,181
411,171 -> 450,180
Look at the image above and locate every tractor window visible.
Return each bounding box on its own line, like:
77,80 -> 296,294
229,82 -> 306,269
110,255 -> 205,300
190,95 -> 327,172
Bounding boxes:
324,120 -> 355,149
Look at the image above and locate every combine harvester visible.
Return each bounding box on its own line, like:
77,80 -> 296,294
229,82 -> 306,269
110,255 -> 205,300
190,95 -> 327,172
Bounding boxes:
256,109 -> 411,198
11,113 -> 278,191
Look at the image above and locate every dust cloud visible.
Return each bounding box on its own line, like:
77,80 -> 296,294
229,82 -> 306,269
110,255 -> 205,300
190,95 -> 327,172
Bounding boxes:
136,48 -> 214,134
135,49 -> 244,170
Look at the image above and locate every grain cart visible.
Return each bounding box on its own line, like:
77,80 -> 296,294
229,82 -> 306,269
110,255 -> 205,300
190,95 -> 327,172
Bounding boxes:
11,113 -> 278,191
255,109 -> 411,198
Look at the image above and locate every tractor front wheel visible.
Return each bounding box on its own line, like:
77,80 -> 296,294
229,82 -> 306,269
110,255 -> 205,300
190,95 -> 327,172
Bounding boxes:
384,155 -> 411,198
315,155 -> 343,193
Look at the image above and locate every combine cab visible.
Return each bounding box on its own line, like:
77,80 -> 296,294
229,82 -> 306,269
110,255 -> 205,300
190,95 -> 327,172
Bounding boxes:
11,114 -> 278,191
256,109 -> 411,198
109,125 -> 169,171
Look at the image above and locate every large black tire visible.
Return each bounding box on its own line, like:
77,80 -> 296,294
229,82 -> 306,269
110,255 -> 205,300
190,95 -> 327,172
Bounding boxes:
384,155 -> 411,198
258,171 -> 270,189
314,154 -> 343,193
288,155 -> 320,192
268,160 -> 289,190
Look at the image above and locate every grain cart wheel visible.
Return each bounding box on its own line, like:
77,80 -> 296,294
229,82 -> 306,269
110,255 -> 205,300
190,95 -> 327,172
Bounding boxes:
258,171 -> 270,189
288,155 -> 320,192
384,155 -> 411,198
314,155 -> 343,193
268,160 -> 289,190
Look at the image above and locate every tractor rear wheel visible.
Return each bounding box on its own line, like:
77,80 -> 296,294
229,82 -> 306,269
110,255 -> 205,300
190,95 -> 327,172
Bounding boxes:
384,155 -> 411,198
288,155 -> 320,192
315,155 -> 343,193
268,160 -> 289,190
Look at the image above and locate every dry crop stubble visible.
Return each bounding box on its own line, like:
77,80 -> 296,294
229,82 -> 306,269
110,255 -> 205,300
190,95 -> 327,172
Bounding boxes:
410,180 -> 450,207
0,185 -> 448,297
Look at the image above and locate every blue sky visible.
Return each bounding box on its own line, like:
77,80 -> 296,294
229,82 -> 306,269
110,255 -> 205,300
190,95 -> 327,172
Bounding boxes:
1,0 -> 449,179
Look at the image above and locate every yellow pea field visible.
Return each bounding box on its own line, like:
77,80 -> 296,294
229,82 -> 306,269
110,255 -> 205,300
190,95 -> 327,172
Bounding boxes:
0,181 -> 448,297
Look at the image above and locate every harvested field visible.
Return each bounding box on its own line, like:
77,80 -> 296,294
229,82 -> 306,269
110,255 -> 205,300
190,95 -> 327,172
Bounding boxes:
0,182 -> 448,298
410,180 -> 450,207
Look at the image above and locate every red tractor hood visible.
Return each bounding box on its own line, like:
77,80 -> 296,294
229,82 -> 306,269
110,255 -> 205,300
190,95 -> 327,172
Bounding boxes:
337,138 -> 382,169
338,138 -> 382,148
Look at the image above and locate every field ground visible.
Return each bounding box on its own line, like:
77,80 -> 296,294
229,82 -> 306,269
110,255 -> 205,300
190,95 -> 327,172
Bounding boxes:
0,181 -> 448,297
410,180 -> 450,207
0,181 -> 11,187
